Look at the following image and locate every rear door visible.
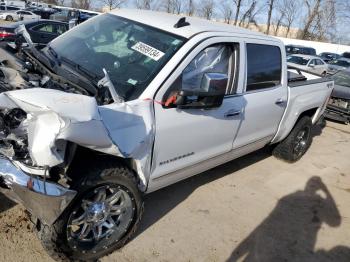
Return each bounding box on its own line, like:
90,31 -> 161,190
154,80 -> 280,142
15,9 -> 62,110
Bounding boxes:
232,41 -> 288,149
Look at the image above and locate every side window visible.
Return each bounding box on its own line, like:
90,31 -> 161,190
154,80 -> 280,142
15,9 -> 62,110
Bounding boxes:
309,59 -> 315,65
33,24 -> 54,33
316,59 -> 324,65
181,44 -> 232,92
167,44 -> 233,96
246,43 -> 281,91
56,24 -> 67,34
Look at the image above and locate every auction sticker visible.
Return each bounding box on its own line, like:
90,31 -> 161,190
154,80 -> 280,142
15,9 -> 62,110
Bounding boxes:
132,42 -> 165,61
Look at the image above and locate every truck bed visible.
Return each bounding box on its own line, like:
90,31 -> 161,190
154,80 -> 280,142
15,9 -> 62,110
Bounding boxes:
272,68 -> 334,143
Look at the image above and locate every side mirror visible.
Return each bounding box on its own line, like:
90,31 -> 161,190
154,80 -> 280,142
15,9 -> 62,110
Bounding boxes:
309,64 -> 315,68
174,73 -> 228,109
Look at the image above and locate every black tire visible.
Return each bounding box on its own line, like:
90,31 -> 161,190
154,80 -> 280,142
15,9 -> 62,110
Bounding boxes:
321,71 -> 327,77
5,15 -> 13,21
273,116 -> 313,162
37,160 -> 144,261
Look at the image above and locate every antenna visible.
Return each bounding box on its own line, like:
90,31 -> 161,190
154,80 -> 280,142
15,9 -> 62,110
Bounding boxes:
174,17 -> 190,28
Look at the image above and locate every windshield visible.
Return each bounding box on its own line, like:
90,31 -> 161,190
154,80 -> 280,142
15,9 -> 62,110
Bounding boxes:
48,14 -> 185,101
287,56 -> 309,66
332,71 -> 350,88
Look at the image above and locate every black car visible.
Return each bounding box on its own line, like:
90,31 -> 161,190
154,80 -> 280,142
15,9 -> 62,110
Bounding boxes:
0,20 -> 68,49
285,45 -> 316,56
318,52 -> 341,63
325,70 -> 350,124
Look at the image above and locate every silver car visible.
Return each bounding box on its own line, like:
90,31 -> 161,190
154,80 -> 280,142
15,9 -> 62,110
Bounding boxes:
287,54 -> 328,76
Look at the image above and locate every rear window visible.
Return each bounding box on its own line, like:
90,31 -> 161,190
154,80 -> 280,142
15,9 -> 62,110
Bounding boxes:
246,44 -> 282,91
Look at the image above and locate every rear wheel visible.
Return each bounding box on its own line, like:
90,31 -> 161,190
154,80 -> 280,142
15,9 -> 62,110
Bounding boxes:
37,160 -> 144,261
5,15 -> 13,21
273,116 -> 313,162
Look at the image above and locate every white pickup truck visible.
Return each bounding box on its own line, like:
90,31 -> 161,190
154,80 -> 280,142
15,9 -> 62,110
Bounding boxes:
0,9 -> 333,261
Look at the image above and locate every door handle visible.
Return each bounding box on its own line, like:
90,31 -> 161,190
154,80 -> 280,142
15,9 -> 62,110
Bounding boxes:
275,98 -> 285,105
224,109 -> 241,118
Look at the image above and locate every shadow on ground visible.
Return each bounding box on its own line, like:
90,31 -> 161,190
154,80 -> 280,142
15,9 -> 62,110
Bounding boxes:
0,192 -> 16,213
227,176 -> 350,262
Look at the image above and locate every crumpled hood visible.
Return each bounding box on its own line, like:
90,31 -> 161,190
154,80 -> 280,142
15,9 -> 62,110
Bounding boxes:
0,88 -> 154,189
1,88 -> 100,122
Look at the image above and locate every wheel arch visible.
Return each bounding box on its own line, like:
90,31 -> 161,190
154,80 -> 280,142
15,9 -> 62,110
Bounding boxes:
65,145 -> 147,193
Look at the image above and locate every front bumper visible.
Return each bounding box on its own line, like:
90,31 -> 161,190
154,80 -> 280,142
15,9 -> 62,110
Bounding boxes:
0,157 -> 76,225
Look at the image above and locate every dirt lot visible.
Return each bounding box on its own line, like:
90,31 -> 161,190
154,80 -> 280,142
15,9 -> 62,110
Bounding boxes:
0,120 -> 349,262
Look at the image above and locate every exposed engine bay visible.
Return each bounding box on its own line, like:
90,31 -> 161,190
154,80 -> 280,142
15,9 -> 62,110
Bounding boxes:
0,48 -> 153,189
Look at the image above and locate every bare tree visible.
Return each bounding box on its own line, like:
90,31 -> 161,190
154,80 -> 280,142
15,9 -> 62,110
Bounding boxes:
173,0 -> 182,14
266,0 -> 275,34
135,0 -> 153,9
220,0 -> 233,24
163,0 -> 174,13
273,11 -> 285,36
239,0 -> 261,28
200,0 -> 214,20
186,0 -> 195,16
299,0 -> 322,39
72,0 -> 91,9
281,0 -> 299,37
233,0 -> 243,25
100,0 -> 127,10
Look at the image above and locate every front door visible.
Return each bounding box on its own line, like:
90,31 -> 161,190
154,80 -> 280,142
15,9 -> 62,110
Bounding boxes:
149,39 -> 244,189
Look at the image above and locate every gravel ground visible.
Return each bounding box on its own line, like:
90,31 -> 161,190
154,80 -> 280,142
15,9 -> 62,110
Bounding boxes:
0,121 -> 349,262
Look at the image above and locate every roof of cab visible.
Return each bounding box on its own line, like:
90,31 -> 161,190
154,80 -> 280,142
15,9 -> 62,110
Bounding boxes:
109,9 -> 277,41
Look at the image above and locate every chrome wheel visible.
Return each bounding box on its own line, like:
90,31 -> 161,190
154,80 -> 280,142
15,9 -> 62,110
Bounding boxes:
67,185 -> 134,250
293,126 -> 310,158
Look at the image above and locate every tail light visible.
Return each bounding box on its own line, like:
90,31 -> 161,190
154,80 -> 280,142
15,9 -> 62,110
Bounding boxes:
0,30 -> 15,38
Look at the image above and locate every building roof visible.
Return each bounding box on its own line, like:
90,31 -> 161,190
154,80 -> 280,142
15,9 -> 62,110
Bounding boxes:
110,9 -> 275,40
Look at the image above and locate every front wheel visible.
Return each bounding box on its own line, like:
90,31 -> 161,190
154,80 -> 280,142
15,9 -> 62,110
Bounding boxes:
37,161 -> 144,261
273,116 -> 313,162
5,15 -> 13,21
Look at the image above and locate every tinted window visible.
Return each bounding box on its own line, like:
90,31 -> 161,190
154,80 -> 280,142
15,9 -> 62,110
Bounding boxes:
33,23 -> 55,33
246,44 -> 281,91
287,56 -> 309,65
315,59 -> 324,65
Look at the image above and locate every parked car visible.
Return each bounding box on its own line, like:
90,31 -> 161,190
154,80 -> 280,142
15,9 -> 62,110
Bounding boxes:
0,10 -> 333,261
285,45 -> 316,56
327,58 -> 350,74
325,70 -> 350,124
0,5 -> 20,12
25,7 -> 58,19
0,10 -> 40,21
287,54 -> 328,76
0,20 -> 68,49
318,52 -> 341,63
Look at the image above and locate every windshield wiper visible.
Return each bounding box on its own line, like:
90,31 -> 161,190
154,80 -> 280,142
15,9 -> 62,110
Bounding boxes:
47,46 -> 61,66
98,68 -> 124,103
60,56 -> 99,83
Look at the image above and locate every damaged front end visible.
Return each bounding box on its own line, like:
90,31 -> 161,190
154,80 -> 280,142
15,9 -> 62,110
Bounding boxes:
0,87 -> 154,225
